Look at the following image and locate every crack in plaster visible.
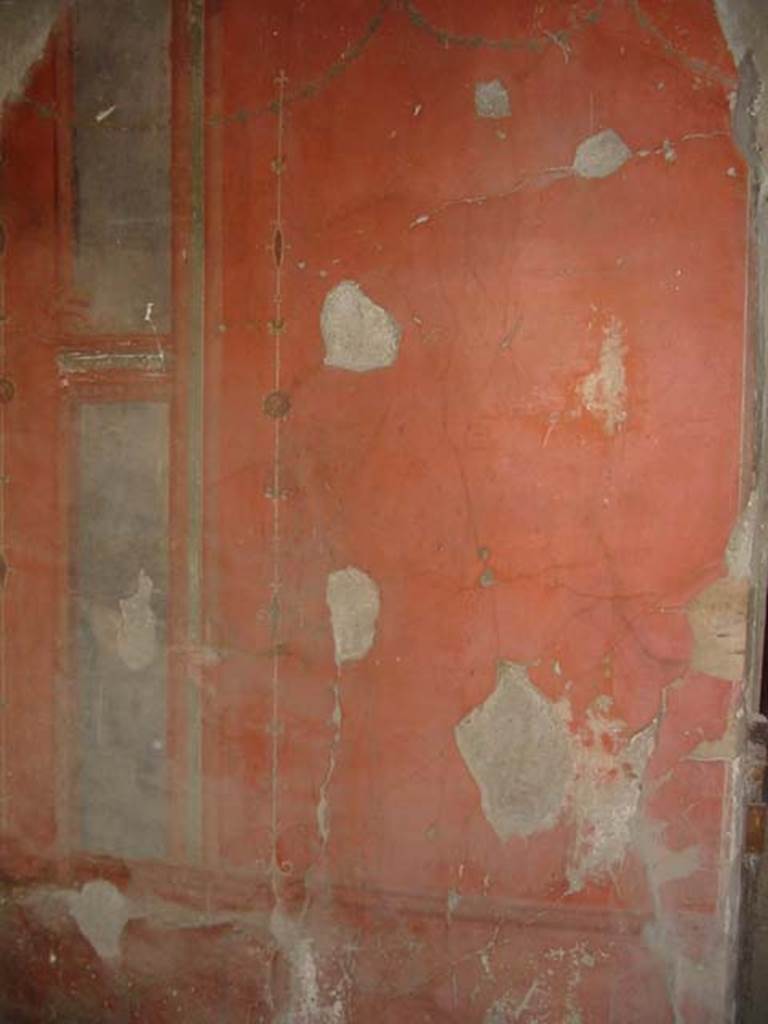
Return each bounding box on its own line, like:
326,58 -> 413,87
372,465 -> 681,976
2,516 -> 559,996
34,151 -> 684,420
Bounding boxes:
407,167 -> 571,229
316,679 -> 343,847
408,127 -> 726,231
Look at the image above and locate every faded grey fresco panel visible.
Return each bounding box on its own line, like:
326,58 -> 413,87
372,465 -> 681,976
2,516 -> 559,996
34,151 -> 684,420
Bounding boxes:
75,402 -> 168,859
73,0 -> 171,333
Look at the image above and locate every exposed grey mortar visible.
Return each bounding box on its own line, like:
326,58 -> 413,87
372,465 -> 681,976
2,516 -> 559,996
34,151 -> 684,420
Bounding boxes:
326,567 -> 380,665
455,661 -> 572,840
66,880 -> 132,961
572,129 -> 632,179
474,79 -> 511,119
321,281 -> 401,372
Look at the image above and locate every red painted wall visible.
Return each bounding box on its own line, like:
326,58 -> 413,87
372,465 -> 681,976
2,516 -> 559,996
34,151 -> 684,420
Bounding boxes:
0,2 -> 751,1022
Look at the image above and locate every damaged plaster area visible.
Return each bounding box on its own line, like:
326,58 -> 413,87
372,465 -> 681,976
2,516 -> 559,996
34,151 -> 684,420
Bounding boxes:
321,281 -> 401,372
572,129 -> 632,179
84,569 -> 159,672
474,79 -> 511,119
270,907 -> 347,1024
577,315 -> 628,435
66,880 -> 132,961
455,662 -> 572,840
456,665 -> 689,895
116,569 -> 158,671
455,664 -> 716,1016
566,698 -> 656,892
688,495 -> 755,683
688,577 -> 749,681
484,941 -> 604,1024
326,567 -> 380,664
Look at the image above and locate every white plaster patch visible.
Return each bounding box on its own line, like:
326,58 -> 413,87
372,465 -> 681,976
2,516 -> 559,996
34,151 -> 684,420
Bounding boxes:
687,577 -> 748,682
484,941 -> 601,1023
485,977 -> 544,1023
566,700 -> 656,892
726,489 -> 757,579
455,662 -> 573,840
326,567 -> 380,665
270,907 -> 347,1024
67,880 -> 131,961
577,315 -> 627,435
635,820 -> 701,887
474,79 -> 511,119
116,568 -> 158,671
572,129 -> 632,179
316,681 -> 343,845
688,705 -> 743,761
321,280 -> 401,372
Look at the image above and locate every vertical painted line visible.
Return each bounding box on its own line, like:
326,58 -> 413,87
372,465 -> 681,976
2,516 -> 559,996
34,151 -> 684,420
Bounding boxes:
0,213 -> 7,835
269,70 -> 287,889
185,0 -> 205,863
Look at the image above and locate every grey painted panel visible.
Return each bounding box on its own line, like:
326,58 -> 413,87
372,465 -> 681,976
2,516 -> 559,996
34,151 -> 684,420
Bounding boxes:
73,0 -> 171,333
75,401 -> 168,859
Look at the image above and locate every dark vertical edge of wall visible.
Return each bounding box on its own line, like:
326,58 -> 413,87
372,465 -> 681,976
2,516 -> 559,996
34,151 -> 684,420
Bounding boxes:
185,0 -> 205,864
735,169 -> 768,1023
734,58 -> 768,1020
